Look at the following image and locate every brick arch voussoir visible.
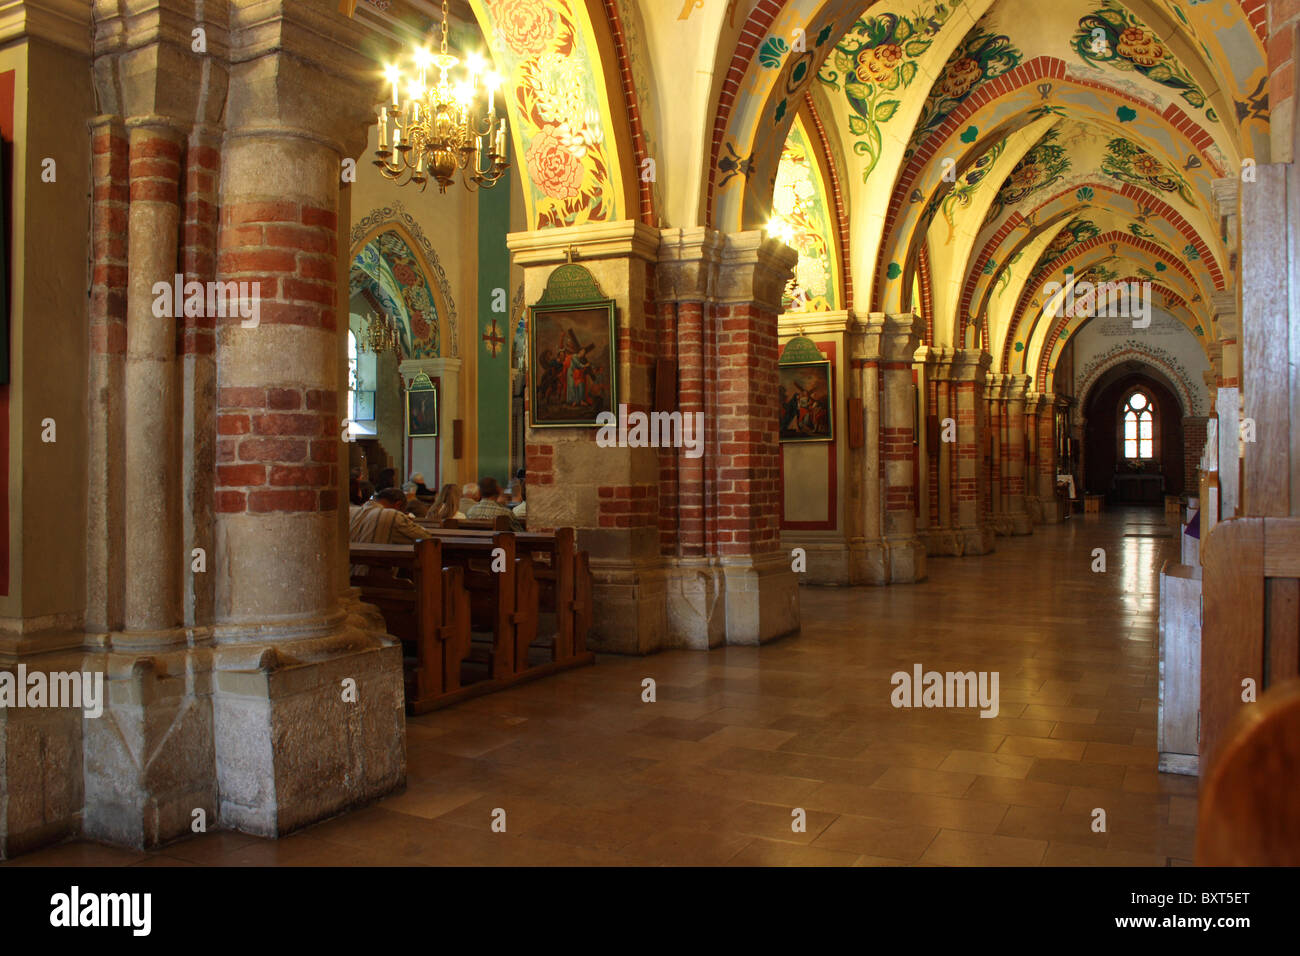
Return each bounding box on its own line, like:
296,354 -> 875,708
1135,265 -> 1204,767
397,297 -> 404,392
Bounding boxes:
1005,230 -> 1205,369
873,55 -> 1226,310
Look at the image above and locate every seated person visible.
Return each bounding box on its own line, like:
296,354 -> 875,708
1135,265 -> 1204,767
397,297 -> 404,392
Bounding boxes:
349,487 -> 427,577
410,472 -> 434,500
465,476 -> 524,532
430,483 -> 465,521
511,468 -> 527,521
350,481 -> 374,520
460,482 -> 481,510
402,482 -> 431,518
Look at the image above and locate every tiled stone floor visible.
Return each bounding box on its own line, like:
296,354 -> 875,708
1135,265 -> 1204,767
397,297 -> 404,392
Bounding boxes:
6,507 -> 1197,866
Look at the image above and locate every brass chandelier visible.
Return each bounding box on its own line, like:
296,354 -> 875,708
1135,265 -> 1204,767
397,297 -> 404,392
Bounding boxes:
358,311 -> 401,358
373,0 -> 509,193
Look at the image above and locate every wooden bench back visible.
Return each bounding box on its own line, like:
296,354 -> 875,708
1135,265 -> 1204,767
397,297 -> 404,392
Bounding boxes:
422,515 -> 512,531
1197,678 -> 1300,864
1201,516 -> 1300,776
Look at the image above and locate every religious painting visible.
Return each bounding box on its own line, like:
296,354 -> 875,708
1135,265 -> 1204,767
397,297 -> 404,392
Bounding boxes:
779,360 -> 834,442
406,375 -> 438,438
528,301 -> 617,428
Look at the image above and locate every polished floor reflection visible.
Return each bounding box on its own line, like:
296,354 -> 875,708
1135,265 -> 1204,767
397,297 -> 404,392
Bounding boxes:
6,507 -> 1196,866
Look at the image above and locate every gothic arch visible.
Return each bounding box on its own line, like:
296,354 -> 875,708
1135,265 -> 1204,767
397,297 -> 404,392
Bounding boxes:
349,203 -> 458,357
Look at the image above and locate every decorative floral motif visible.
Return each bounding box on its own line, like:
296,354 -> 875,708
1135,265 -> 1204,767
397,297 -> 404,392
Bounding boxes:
349,229 -> 441,359
488,0 -> 555,57
526,124 -> 586,200
1037,217 -> 1101,272
904,22 -> 1022,161
775,120 -> 837,312
985,128 -> 1070,224
856,43 -> 903,84
818,5 -> 951,184
1073,0 -> 1216,121
936,56 -> 983,100
1101,137 -> 1195,205
350,201 -> 458,357
482,0 -> 618,228
1075,340 -> 1202,416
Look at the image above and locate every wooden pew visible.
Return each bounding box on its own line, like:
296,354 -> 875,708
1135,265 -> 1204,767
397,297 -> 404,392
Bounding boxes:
1196,679 -> 1300,865
432,532 -> 539,677
421,515 -> 512,531
348,538 -> 471,713
1200,517 -> 1300,776
418,526 -> 593,660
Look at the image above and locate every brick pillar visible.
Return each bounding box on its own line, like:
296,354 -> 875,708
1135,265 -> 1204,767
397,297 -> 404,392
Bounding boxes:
850,313 -> 925,583
1004,373 -> 1032,534
710,232 -> 802,638
206,2 -> 403,836
123,123 -> 184,637
952,350 -> 994,552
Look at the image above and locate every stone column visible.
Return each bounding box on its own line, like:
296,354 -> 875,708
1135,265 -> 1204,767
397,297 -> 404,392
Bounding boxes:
1004,373 -> 1032,534
123,121 -> 184,639
1036,396 -> 1063,522
952,350 -> 994,552
208,1 -> 403,836
510,221 -> 669,651
918,346 -> 959,554
850,313 -> 924,583
985,373 -> 1009,534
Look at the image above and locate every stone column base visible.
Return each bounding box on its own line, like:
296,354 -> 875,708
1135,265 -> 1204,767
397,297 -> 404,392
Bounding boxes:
589,559 -> 670,654
884,535 -> 927,583
662,560 -> 723,651
0,650 -> 88,859
957,526 -> 996,555
720,553 -> 800,645
849,537 -> 928,583
924,529 -> 962,556
83,647 -> 217,849
779,538 -> 852,586
1009,511 -> 1033,535
212,629 -> 405,837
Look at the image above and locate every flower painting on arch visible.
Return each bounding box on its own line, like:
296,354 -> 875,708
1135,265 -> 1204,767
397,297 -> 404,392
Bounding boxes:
528,301 -> 617,428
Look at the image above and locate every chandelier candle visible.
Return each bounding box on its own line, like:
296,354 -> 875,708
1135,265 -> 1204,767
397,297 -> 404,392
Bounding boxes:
373,0 -> 510,192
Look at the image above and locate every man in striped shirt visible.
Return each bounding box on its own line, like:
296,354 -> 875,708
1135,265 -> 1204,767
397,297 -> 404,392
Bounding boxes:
349,487 -> 426,578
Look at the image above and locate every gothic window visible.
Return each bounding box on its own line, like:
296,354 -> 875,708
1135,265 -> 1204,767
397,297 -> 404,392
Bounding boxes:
1121,389 -> 1155,460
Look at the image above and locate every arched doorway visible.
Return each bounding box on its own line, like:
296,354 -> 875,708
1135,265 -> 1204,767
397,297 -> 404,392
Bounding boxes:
1082,366 -> 1185,505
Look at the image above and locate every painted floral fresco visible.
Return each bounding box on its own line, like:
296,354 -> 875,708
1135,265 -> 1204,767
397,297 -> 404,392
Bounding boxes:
1101,137 -> 1196,206
1036,217 -> 1100,272
936,136 -> 1006,241
1074,0 -> 1217,123
480,0 -> 620,229
349,230 -> 439,359
903,19 -> 1022,161
816,3 -> 957,184
984,128 -> 1070,224
775,120 -> 838,312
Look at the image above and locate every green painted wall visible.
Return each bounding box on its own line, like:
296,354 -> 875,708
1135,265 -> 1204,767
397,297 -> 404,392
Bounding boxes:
476,169 -> 511,485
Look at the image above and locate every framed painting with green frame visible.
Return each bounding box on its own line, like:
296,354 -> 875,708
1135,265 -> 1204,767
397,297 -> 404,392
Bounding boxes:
528,263 -> 618,428
779,336 -> 834,442
406,371 -> 438,438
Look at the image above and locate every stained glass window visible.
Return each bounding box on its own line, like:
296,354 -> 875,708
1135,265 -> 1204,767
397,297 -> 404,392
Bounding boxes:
1122,390 -> 1154,460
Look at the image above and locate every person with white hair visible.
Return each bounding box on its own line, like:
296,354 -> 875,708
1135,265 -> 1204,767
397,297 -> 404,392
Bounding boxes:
410,472 -> 433,499
402,482 -> 430,518
460,482 -> 481,508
